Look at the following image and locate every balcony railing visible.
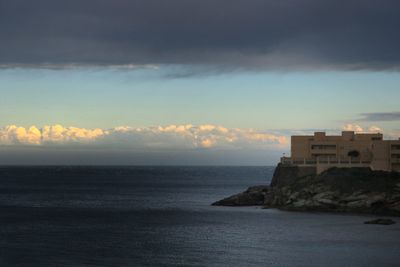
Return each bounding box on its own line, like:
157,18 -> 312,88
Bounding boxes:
281,157 -> 372,166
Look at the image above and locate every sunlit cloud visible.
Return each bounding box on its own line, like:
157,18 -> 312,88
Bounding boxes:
342,123 -> 383,133
367,126 -> 383,133
0,124 -> 288,150
340,124 -> 400,139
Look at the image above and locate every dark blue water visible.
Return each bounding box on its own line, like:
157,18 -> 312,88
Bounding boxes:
0,166 -> 399,266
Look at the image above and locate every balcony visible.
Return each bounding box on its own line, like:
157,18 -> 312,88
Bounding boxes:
281,157 -> 316,165
311,151 -> 337,156
391,158 -> 400,164
391,149 -> 400,154
310,145 -> 337,156
311,145 -> 336,150
280,157 -> 371,166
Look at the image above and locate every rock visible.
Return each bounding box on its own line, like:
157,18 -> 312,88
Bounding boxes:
395,183 -> 400,191
366,194 -> 386,207
285,192 -> 300,204
390,194 -> 400,201
288,192 -> 300,199
389,202 -> 400,212
316,198 -> 337,206
313,192 -> 331,200
270,164 -> 316,188
341,192 -> 368,202
292,199 -> 307,208
213,165 -> 400,216
364,219 -> 396,225
346,199 -> 368,208
212,186 -> 270,206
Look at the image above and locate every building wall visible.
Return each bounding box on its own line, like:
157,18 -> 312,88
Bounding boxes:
292,131 -> 381,160
371,141 -> 390,171
390,140 -> 400,172
291,136 -> 313,159
290,131 -> 399,172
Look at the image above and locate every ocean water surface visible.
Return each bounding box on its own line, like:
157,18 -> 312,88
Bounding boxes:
0,166 -> 399,266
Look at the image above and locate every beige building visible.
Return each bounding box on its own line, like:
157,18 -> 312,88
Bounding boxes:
281,131 -> 400,174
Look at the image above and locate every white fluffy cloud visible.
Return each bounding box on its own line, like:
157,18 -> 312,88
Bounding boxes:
342,124 -> 383,133
0,124 -> 288,149
367,126 -> 383,133
0,124 -> 105,145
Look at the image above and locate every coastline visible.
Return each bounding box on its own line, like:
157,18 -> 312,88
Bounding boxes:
213,164 -> 400,217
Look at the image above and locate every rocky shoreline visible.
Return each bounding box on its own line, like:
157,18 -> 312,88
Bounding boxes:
212,164 -> 400,217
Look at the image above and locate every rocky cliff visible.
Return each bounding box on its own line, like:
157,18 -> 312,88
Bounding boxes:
212,164 -> 400,216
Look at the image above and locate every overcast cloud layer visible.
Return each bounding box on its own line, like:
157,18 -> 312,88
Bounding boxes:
1,0 -> 399,70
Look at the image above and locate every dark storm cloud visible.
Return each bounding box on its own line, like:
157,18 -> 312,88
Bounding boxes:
360,112 -> 400,122
0,0 -> 399,70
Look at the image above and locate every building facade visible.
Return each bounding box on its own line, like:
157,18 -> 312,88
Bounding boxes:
281,131 -> 400,174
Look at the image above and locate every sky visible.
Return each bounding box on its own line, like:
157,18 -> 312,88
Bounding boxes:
0,0 -> 399,165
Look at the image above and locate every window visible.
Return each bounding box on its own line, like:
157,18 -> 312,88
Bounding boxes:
392,145 -> 400,150
311,145 -> 336,150
311,154 -> 336,158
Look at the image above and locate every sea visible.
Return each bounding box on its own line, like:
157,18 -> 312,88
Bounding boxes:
0,166 -> 399,267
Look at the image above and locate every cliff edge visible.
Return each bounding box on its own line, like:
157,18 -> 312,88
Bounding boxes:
212,164 -> 400,216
